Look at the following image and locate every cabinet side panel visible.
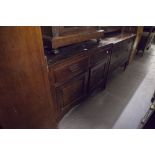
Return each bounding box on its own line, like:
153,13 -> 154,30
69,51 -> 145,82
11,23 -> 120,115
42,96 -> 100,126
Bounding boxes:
0,26 -> 56,128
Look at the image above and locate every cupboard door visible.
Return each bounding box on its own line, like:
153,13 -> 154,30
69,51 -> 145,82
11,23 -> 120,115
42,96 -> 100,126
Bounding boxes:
109,38 -> 133,72
89,60 -> 108,92
122,38 -> 133,58
56,73 -> 88,113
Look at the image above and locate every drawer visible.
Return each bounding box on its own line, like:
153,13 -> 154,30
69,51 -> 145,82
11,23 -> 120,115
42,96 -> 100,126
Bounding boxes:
91,46 -> 111,66
52,56 -> 89,84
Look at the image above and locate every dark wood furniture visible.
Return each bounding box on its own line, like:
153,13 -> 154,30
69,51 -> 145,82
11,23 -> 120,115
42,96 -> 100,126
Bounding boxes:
142,91 -> 155,129
49,53 -> 90,119
137,26 -> 155,56
143,111 -> 155,129
47,34 -> 135,121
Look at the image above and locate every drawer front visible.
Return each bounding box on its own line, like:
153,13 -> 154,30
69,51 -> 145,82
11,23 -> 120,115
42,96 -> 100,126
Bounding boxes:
52,56 -> 89,84
91,46 -> 111,66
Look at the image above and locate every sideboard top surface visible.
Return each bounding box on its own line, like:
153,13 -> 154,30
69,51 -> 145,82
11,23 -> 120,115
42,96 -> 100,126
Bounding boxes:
46,33 -> 136,66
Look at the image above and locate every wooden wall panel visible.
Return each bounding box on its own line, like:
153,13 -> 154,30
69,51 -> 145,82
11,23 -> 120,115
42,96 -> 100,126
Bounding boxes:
0,27 -> 56,128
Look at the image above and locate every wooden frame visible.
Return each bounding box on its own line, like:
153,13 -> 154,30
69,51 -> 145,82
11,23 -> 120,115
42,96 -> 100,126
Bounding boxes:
52,26 -> 98,37
52,29 -> 104,49
42,26 -> 104,50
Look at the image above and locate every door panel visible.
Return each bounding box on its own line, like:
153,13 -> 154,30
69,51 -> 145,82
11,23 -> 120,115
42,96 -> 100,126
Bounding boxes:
56,73 -> 88,113
89,61 -> 108,91
109,38 -> 133,73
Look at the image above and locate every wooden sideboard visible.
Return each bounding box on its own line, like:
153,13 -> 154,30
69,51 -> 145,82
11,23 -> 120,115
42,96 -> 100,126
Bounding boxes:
47,34 -> 136,121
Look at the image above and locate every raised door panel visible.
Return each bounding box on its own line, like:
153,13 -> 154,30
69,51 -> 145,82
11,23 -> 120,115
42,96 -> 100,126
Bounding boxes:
89,61 -> 108,91
109,38 -> 133,72
123,38 -> 134,58
93,47 -> 110,65
56,73 -> 88,114
90,45 -> 112,66
111,41 -> 128,63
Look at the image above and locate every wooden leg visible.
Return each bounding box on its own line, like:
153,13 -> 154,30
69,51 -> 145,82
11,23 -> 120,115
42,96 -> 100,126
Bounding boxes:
123,62 -> 128,71
136,49 -> 139,55
141,50 -> 145,57
137,50 -> 144,57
